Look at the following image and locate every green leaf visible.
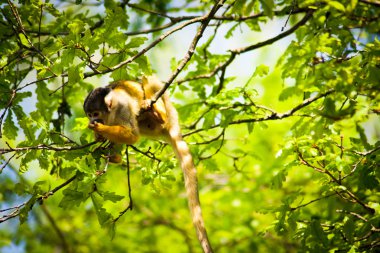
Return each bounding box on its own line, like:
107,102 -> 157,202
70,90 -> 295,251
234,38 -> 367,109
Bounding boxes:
73,117 -> 89,131
141,167 -> 153,185
59,189 -> 88,209
13,91 -> 32,105
230,0 -> 245,14
76,155 -> 96,174
310,220 -> 328,246
201,158 -> 219,172
91,193 -> 113,226
247,122 -> 254,134
18,33 -> 30,47
220,110 -> 235,128
68,64 -> 84,85
19,150 -> 37,173
68,20 -> 85,34
110,66 -> 129,81
259,0 -> 274,18
126,37 -> 147,49
45,3 -> 61,17
202,110 -> 217,129
253,64 -> 269,77
274,205 -> 288,234
328,1 -> 346,12
225,23 -> 239,39
82,29 -> 100,54
279,86 -> 302,101
347,0 -> 358,12
61,48 -> 76,66
343,218 -> 355,243
3,111 -> 18,140
19,195 -> 37,224
38,150 -> 50,170
135,55 -> 152,75
272,169 -> 287,189
33,180 -> 49,195
103,7 -> 129,39
18,116 -> 36,142
33,62 -> 45,71
101,191 -> 125,203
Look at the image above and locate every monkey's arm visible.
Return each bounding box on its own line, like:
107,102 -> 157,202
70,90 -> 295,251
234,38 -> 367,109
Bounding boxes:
89,122 -> 139,145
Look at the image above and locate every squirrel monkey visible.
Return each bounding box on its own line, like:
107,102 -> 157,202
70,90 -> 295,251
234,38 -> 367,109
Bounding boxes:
83,76 -> 213,253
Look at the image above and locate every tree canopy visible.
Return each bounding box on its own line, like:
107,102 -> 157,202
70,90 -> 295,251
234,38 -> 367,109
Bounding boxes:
0,0 -> 379,252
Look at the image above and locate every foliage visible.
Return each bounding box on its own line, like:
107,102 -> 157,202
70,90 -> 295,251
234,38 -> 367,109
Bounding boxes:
0,0 -> 379,252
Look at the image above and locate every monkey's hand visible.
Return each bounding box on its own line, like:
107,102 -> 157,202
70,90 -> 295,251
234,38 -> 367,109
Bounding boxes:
141,99 -> 153,112
95,133 -> 106,142
88,122 -> 106,141
139,99 -> 166,124
88,121 -> 101,130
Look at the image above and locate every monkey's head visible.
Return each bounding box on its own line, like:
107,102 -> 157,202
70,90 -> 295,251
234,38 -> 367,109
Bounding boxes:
83,87 -> 112,125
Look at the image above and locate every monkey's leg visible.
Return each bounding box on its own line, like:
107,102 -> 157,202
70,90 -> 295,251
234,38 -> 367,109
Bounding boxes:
106,143 -> 123,163
92,123 -> 139,145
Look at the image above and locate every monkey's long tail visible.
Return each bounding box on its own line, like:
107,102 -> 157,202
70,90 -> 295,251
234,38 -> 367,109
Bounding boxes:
169,135 -> 214,253
164,96 -> 213,253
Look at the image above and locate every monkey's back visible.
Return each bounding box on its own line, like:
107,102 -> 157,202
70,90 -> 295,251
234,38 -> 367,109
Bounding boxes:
107,80 -> 145,102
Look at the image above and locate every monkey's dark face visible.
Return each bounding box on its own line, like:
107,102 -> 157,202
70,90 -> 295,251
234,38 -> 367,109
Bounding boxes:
86,111 -> 105,124
83,87 -> 111,124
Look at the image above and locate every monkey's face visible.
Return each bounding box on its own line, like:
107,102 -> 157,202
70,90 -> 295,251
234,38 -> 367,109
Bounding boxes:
86,111 -> 105,125
83,87 -> 112,125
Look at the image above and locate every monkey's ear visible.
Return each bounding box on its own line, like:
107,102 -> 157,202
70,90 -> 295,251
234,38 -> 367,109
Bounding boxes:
104,93 -> 113,111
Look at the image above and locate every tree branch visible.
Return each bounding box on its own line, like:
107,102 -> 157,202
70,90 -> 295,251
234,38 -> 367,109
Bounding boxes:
40,204 -> 72,253
151,0 -> 226,104
184,89 -> 335,137
296,148 -> 375,214
0,141 -> 97,155
231,9 -> 314,54
6,0 -> 51,63
0,174 -> 77,223
359,0 -> 380,7
177,9 -> 314,85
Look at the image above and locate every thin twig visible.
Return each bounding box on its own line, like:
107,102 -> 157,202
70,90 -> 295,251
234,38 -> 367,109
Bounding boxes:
129,145 -> 161,163
113,146 -> 133,223
281,0 -> 296,31
0,153 -> 16,173
353,146 -> 380,156
290,193 -> 337,211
